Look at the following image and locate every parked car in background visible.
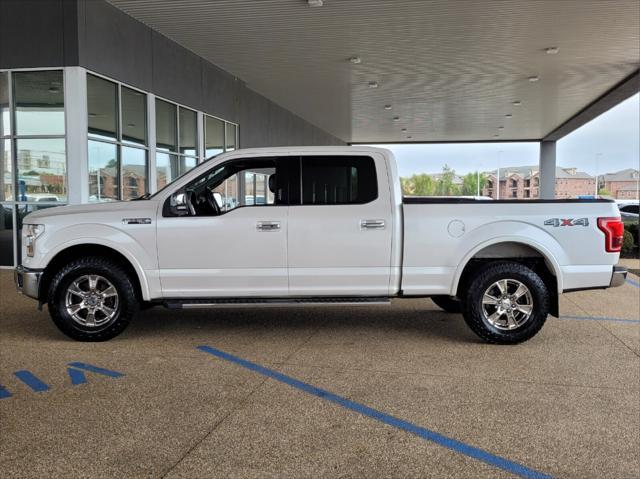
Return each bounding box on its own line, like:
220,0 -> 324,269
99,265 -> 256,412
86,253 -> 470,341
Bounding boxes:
15,147 -> 627,344
616,201 -> 639,222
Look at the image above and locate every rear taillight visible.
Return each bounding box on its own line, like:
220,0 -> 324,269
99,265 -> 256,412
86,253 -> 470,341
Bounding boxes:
597,217 -> 624,253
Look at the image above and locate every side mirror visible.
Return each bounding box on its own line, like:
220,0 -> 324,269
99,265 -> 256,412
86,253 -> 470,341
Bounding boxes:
171,192 -> 188,212
212,192 -> 223,208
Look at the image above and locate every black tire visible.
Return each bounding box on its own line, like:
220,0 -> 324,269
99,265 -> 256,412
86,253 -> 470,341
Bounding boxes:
461,261 -> 549,344
431,296 -> 463,314
47,256 -> 138,341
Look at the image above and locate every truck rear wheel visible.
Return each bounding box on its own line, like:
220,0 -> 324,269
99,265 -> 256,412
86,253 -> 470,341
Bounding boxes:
461,261 -> 549,344
431,296 -> 462,313
48,257 -> 138,341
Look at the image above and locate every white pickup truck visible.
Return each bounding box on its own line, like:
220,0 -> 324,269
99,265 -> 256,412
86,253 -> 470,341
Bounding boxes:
15,146 -> 627,344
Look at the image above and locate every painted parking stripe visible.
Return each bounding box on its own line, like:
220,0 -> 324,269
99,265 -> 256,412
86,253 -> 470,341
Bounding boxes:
626,278 -> 640,288
13,370 -> 50,392
559,316 -> 640,324
67,368 -> 88,385
67,362 -> 124,378
0,385 -> 12,399
197,345 -> 553,479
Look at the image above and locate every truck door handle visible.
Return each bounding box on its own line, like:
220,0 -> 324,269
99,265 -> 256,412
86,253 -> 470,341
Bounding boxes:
360,219 -> 386,230
257,221 -> 281,231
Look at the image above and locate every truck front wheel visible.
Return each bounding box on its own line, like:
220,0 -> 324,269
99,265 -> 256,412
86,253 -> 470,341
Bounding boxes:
461,261 -> 549,344
47,257 -> 138,341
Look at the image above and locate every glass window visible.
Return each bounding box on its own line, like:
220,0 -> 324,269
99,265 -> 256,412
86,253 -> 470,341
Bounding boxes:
13,71 -> 64,136
16,138 -> 66,202
121,147 -> 147,200
179,107 -> 197,156
300,156 -> 377,205
226,123 -> 237,151
0,203 -> 13,266
88,140 -> 118,202
180,156 -> 197,176
0,72 -> 9,137
1,139 -> 11,201
156,152 -> 179,190
205,116 -> 224,158
87,74 -> 118,140
121,87 -> 146,146
156,99 -> 177,152
169,159 -> 278,216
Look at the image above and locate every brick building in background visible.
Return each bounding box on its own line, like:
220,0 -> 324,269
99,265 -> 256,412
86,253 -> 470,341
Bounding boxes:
601,168 -> 639,199
483,165 -> 595,200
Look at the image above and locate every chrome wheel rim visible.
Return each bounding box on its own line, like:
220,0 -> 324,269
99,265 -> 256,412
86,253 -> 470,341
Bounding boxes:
481,279 -> 533,331
64,275 -> 119,327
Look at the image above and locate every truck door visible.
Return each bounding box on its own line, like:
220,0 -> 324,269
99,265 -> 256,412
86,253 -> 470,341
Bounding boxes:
156,157 -> 293,298
287,154 -> 393,296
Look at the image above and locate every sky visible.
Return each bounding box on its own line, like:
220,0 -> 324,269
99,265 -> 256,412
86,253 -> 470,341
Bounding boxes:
370,93 -> 639,178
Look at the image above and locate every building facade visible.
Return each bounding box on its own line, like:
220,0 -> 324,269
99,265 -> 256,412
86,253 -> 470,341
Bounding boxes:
601,168 -> 640,199
482,165 -> 595,200
0,0 -> 343,267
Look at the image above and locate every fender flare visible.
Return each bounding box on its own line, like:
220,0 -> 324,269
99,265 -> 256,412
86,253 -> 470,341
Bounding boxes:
42,236 -> 152,301
450,235 -> 564,294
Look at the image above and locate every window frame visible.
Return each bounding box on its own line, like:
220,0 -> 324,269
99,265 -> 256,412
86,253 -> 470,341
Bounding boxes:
86,72 -> 149,202
0,67 -> 68,268
161,156 -> 292,218
295,155 -> 379,206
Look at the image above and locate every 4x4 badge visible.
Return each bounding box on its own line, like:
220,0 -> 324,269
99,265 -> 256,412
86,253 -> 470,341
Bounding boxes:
544,218 -> 589,227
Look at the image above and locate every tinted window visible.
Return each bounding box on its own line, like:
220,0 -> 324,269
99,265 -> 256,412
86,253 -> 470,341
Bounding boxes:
621,205 -> 639,214
300,156 -> 377,205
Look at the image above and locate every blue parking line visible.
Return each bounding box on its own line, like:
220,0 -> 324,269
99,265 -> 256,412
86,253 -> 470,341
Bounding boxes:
67,368 -> 88,385
0,385 -> 12,399
626,278 -> 640,288
197,345 -> 553,479
13,370 -> 50,392
559,316 -> 640,324
67,362 -> 124,378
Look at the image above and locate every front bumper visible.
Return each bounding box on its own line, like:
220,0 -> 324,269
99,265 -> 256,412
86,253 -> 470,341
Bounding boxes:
14,265 -> 42,300
610,266 -> 628,288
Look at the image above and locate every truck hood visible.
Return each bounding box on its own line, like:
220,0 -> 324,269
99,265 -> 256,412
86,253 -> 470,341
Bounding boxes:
24,201 -> 159,222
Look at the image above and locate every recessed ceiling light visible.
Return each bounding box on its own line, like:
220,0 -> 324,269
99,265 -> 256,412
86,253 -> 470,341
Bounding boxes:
528,75 -> 540,82
349,56 -> 362,64
498,126 -> 504,130
368,81 -> 379,89
384,105 -> 392,110
307,0 -> 323,6
512,100 -> 522,106
393,116 -> 400,121
545,47 -> 559,55
401,128 -> 407,132
505,114 -> 512,118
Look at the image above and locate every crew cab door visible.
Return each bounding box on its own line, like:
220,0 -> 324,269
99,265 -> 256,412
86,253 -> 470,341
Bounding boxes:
156,157 -> 292,297
287,154 -> 393,295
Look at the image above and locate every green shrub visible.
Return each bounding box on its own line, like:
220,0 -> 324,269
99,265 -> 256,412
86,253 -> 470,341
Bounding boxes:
622,229 -> 635,254
625,222 -> 638,246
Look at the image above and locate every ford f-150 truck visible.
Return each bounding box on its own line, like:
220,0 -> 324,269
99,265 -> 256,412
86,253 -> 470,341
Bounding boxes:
15,146 -> 627,344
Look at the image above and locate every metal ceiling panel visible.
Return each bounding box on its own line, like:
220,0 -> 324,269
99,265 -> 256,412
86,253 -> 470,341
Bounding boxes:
107,0 -> 640,143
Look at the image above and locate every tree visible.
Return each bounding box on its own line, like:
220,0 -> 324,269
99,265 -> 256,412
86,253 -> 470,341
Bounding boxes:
435,165 -> 460,196
461,171 -> 486,196
401,173 -> 436,196
598,188 -> 612,197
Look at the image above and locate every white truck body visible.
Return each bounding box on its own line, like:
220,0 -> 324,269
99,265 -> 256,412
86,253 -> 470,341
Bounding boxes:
15,146 -> 627,343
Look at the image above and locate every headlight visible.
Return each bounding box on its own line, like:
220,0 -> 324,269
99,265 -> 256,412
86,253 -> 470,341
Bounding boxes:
24,224 -> 45,257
